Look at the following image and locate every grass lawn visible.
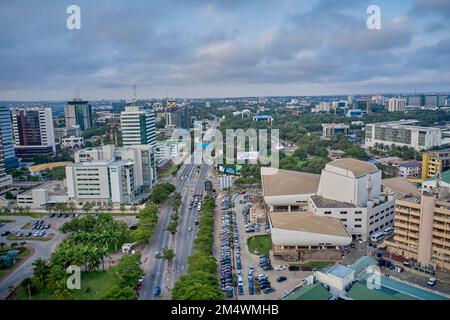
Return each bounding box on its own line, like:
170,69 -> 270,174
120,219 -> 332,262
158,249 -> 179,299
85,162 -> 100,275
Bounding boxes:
290,261 -> 334,270
0,212 -> 47,218
159,164 -> 180,178
7,234 -> 54,241
15,271 -> 116,300
247,235 -> 272,256
0,218 -> 14,222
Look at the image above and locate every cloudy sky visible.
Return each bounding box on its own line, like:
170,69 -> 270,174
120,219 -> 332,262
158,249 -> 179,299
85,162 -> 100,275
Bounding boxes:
0,0 -> 449,100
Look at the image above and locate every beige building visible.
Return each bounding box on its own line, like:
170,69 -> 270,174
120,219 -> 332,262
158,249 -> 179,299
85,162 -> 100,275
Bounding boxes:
269,212 -> 352,261
385,190 -> 450,271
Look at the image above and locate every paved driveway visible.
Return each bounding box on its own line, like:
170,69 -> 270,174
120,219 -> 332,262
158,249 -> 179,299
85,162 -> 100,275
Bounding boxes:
0,215 -> 66,299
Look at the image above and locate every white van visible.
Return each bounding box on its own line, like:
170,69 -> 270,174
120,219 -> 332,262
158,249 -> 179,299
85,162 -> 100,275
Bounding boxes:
371,232 -> 384,243
383,227 -> 394,236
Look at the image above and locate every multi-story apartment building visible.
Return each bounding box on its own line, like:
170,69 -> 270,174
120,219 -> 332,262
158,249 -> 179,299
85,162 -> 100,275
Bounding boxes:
65,98 -> 93,131
155,139 -> 186,163
385,98 -> 407,112
365,120 -> 442,151
11,107 -> 56,157
0,105 -> 19,169
421,149 -> 450,179
386,190 -> 450,271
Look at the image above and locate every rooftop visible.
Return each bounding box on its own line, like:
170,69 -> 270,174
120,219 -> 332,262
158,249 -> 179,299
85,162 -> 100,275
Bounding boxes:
311,195 -> 356,208
399,160 -> 421,167
261,167 -> 320,196
19,181 -> 67,197
322,264 -> 354,278
425,170 -> 450,184
285,284 -> 331,300
269,212 -> 350,238
382,177 -> 420,197
29,162 -> 73,172
327,158 -> 378,178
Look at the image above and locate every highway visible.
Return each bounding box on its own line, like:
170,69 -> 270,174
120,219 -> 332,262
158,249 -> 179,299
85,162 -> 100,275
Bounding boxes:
139,119 -> 218,300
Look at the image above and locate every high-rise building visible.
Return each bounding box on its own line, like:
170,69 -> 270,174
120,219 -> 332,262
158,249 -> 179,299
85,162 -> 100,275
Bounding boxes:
11,107 -> 56,157
171,106 -> 190,130
0,105 -> 19,169
65,98 -> 93,131
385,98 -> 407,112
407,95 -> 425,107
120,105 -> 157,184
354,99 -> 372,114
0,129 -> 13,191
121,105 -> 156,147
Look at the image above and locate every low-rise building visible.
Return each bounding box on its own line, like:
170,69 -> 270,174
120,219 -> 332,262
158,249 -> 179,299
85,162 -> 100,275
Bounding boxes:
322,123 -> 350,139
365,120 -> 442,151
61,136 -> 84,149
17,181 -> 68,208
398,160 -> 421,179
269,212 -> 352,261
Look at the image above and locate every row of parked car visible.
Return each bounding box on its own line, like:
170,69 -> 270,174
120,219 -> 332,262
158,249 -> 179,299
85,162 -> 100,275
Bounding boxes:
220,194 -> 234,298
231,194 -> 244,296
259,254 -> 273,272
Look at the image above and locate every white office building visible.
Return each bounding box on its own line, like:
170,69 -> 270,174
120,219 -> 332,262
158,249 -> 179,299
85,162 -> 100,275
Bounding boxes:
365,120 -> 442,151
121,105 -> 156,148
385,98 -> 407,112
67,144 -> 155,205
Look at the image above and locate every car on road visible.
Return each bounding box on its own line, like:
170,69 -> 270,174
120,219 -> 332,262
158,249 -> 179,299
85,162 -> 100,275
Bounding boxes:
188,226 -> 193,231
0,222 -> 5,228
1,231 -> 11,237
276,276 -> 287,283
57,213 -> 63,218
194,220 -> 199,225
427,278 -> 437,286
25,232 -> 32,237
154,286 -> 161,297
274,265 -> 286,271
49,213 -> 56,218
16,231 -> 23,237
155,251 -> 161,258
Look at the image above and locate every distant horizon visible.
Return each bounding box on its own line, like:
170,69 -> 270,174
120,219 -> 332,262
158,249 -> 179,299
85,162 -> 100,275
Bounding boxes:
1,90 -> 450,104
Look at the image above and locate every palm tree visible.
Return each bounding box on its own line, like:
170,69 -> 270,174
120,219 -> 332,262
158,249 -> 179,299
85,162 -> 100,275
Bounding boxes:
120,203 -> 126,216
32,258 -> 50,288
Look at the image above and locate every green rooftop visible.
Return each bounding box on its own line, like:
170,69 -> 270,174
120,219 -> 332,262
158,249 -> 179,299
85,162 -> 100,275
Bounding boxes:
286,284 -> 332,300
347,282 -> 418,300
425,170 -> 450,184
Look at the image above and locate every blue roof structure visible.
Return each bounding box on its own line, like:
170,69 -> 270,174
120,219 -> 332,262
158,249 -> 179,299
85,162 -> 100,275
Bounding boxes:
253,115 -> 273,120
324,264 -> 354,278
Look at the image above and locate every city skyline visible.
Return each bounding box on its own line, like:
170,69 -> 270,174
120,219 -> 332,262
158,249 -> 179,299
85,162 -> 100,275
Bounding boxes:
0,0 -> 449,100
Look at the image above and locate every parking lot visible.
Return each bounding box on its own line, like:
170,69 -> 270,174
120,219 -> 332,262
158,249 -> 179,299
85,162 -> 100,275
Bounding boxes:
214,193 -> 312,300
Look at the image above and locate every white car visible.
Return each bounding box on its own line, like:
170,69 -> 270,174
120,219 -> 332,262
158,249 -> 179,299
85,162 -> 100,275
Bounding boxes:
274,265 -> 286,271
188,227 -> 193,231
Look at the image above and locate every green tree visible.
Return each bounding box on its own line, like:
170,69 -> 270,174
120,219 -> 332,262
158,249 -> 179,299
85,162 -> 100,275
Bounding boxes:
102,285 -> 137,300
187,253 -> 217,274
32,258 -> 50,288
111,253 -> 144,287
161,247 -> 175,262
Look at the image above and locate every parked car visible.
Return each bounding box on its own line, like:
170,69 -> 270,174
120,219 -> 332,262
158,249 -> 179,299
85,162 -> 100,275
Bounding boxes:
288,265 -> 300,271
262,287 -> 275,294
274,265 -> 286,271
427,278 -> 437,286
276,276 -> 287,283
1,231 -> 11,237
